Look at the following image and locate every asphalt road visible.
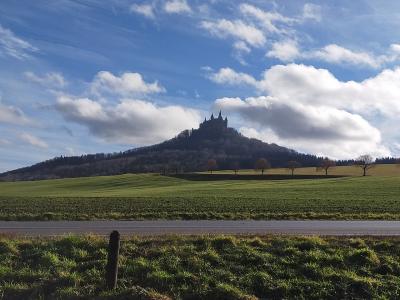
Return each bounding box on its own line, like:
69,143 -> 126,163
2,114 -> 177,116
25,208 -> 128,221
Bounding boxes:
0,220 -> 400,236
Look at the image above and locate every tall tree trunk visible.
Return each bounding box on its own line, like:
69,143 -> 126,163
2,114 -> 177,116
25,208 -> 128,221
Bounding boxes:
363,167 -> 366,176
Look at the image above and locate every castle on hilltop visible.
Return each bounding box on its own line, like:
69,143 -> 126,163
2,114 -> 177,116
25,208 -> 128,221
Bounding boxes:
199,111 -> 228,130
175,111 -> 230,140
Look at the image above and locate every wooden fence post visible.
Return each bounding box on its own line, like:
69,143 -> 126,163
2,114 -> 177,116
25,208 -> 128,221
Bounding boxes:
106,230 -> 120,289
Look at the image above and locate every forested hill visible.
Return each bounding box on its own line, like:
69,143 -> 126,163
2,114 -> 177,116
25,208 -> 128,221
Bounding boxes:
0,114 -> 322,181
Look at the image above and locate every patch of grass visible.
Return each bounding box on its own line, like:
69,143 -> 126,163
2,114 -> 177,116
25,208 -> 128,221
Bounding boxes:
1,235 -> 400,299
0,172 -> 400,220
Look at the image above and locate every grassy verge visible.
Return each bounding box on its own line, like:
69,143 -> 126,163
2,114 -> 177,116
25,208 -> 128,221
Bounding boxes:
0,174 -> 400,220
1,235 -> 400,299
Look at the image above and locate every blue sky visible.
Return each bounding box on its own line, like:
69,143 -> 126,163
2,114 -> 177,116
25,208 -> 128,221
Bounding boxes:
1,0 -> 400,172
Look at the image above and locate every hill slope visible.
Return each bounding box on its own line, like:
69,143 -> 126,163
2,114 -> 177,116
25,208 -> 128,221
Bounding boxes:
0,114 -> 321,180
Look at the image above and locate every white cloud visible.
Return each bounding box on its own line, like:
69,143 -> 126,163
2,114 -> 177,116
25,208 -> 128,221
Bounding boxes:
164,0 -> 191,14
197,4 -> 210,15
0,103 -> 31,125
65,147 -> 76,156
200,3 -> 321,62
233,41 -> 251,65
201,66 -> 213,72
55,96 -> 201,145
215,96 -> 389,159
130,4 -> 155,19
207,67 -> 259,88
208,63 -> 400,157
267,39 -> 300,62
267,42 -> 400,68
258,64 -> 400,117
389,43 -> 400,54
0,25 -> 38,60
302,3 -> 321,22
311,44 -> 380,68
19,132 -> 48,148
90,71 -> 165,97
234,41 -> 251,54
0,138 -> 11,146
239,3 -> 294,34
24,71 -> 67,88
200,19 -> 266,48
209,64 -> 400,117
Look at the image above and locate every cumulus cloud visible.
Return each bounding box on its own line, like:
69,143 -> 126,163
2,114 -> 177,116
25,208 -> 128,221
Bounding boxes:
0,103 -> 31,125
55,96 -> 201,145
24,71 -> 67,88
312,44 -> 380,68
207,67 -> 259,88
130,4 -> 155,19
90,71 -> 165,97
164,0 -> 191,14
267,40 -> 300,62
19,132 -> 48,148
0,25 -> 37,60
260,64 -> 400,117
215,96 -> 389,159
200,19 -> 266,48
209,63 -> 400,117
207,63 -> 400,157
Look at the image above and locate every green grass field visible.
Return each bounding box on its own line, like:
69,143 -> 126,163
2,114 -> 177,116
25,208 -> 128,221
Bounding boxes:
1,235 -> 400,299
0,164 -> 399,220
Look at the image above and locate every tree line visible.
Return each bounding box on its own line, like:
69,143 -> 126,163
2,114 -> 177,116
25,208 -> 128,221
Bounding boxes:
202,155 -> 400,176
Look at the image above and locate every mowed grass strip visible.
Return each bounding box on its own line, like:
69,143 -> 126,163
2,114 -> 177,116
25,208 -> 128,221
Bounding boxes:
1,235 -> 400,299
0,168 -> 400,220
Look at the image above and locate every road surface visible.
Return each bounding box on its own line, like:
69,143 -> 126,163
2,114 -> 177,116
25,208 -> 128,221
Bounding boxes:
0,220 -> 400,236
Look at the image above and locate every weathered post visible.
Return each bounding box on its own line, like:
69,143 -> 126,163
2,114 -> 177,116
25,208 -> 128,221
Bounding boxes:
106,230 -> 120,289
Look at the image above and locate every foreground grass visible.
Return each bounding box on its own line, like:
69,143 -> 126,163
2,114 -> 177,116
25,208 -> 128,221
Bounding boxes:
1,235 -> 400,299
0,174 -> 400,220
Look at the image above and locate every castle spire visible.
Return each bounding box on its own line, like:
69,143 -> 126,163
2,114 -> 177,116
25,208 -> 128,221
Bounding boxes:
218,110 -> 222,120
210,113 -> 214,120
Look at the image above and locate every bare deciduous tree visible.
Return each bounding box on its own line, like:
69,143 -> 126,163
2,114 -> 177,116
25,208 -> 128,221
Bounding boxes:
230,161 -> 240,175
207,159 -> 217,174
316,158 -> 336,176
160,166 -> 167,176
354,154 -> 375,176
255,158 -> 270,175
169,162 -> 180,174
287,161 -> 301,176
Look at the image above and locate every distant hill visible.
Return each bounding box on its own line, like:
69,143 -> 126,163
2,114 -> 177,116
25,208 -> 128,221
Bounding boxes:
0,112 -> 322,181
